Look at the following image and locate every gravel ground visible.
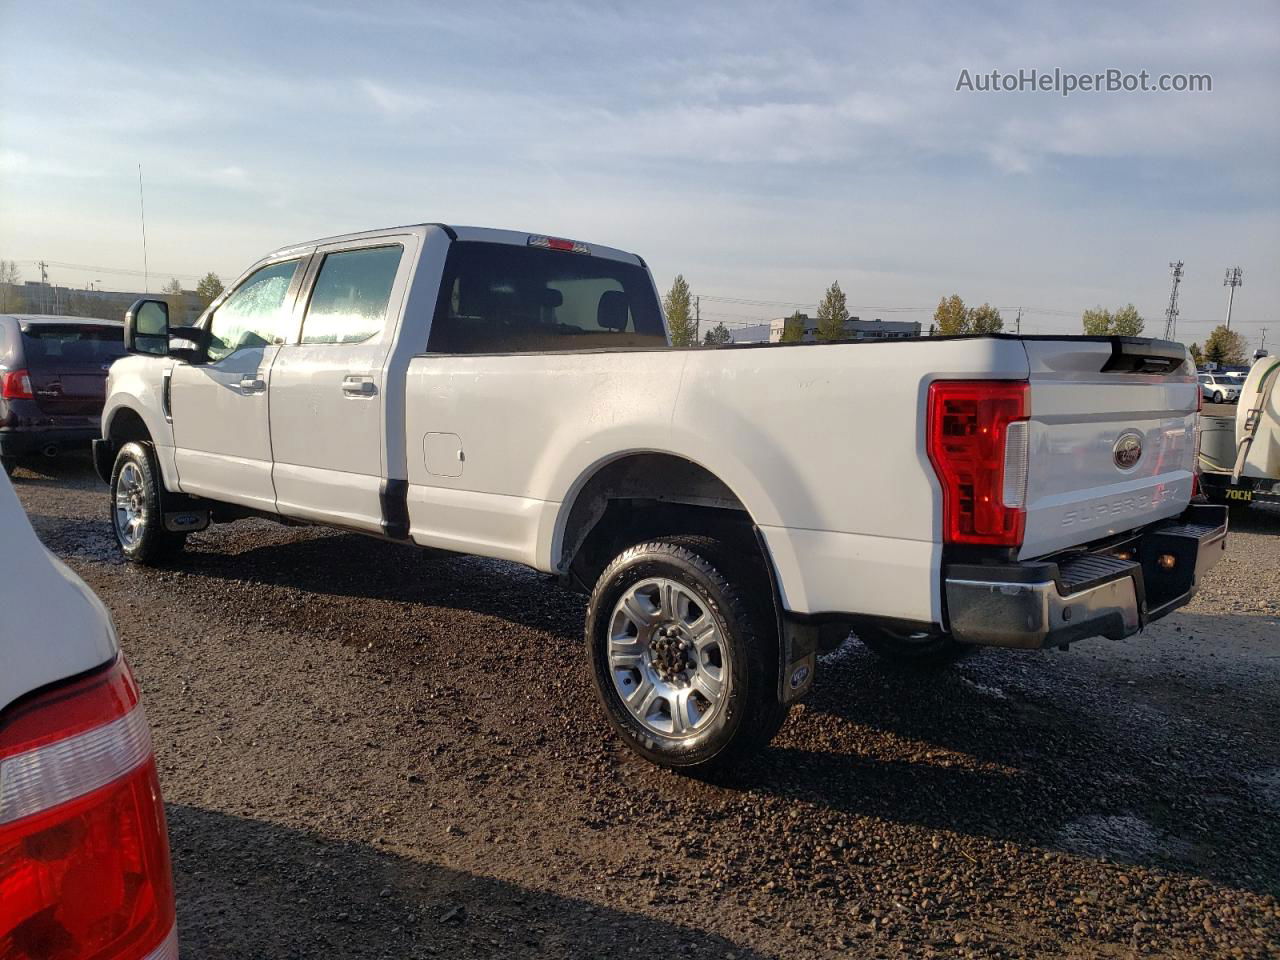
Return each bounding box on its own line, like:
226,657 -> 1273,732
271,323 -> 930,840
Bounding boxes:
11,456 -> 1280,959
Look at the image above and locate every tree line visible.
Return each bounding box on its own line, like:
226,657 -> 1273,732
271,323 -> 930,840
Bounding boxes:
2,255 -> 1260,367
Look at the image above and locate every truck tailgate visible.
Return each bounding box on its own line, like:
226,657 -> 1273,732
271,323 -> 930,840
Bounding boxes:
1020,339 -> 1197,559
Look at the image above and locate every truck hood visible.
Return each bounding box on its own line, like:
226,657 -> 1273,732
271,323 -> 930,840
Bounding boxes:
0,476 -> 118,713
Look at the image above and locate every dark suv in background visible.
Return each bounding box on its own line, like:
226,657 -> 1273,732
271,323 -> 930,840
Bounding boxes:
0,315 -> 125,475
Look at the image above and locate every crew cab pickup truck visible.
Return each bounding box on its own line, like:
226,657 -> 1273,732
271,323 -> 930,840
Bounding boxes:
96,223 -> 1227,770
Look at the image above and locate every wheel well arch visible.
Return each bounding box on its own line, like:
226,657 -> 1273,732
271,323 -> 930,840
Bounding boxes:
105,406 -> 152,445
93,406 -> 154,483
556,452 -> 762,590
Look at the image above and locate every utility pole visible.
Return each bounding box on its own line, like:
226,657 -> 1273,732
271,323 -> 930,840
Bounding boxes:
1223,266 -> 1243,330
38,261 -> 49,314
695,295 -> 701,344
1015,306 -> 1022,336
1163,261 -> 1184,341
1259,326 -> 1268,353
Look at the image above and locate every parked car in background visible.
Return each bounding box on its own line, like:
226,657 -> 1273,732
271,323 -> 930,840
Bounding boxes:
0,472 -> 177,959
1198,373 -> 1239,404
1199,373 -> 1241,404
0,315 -> 126,476
96,223 -> 1225,771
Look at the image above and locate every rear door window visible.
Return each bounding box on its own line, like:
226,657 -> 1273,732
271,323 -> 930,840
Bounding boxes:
20,325 -> 126,366
300,245 -> 403,345
426,242 -> 665,354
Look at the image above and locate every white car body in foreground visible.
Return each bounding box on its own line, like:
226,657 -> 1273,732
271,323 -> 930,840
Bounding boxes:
0,474 -> 177,958
94,223 -> 1227,768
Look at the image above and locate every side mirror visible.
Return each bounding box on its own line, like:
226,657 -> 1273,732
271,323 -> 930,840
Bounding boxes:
124,299 -> 170,356
124,298 -> 207,361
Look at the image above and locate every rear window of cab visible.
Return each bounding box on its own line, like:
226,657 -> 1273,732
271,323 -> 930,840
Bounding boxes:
426,241 -> 666,354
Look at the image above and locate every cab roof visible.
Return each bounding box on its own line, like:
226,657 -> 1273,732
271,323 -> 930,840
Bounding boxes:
265,223 -> 646,268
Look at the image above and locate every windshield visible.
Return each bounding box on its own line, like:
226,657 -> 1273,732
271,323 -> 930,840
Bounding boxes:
21,325 -> 126,366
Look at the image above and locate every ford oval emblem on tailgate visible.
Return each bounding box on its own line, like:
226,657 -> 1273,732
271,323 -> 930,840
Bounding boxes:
1113,431 -> 1143,469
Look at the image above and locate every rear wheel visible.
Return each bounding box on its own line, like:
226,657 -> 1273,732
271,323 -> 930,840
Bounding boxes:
585,536 -> 789,770
856,623 -> 972,670
110,442 -> 187,564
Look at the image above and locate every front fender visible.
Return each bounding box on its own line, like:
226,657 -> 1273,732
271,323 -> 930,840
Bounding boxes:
101,355 -> 179,491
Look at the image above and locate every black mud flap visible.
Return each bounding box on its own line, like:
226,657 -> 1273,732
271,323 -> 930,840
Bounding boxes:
91,439 -> 114,485
753,527 -> 817,704
163,510 -> 210,533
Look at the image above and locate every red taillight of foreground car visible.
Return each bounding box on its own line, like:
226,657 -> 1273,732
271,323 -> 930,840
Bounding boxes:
927,380 -> 1031,547
0,657 -> 176,960
1,369 -> 34,400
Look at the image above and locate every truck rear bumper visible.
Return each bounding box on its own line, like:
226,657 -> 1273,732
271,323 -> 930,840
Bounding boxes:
944,504 -> 1228,649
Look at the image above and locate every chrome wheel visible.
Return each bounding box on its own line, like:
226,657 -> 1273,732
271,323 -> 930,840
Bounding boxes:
608,577 -> 730,739
114,461 -> 146,547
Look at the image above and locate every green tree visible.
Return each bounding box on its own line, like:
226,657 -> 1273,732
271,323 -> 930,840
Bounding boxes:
1111,304 -> 1143,336
1082,304 -> 1144,336
1188,342 -> 1204,365
968,302 -> 1003,334
933,294 -> 968,335
663,274 -> 696,347
779,311 -> 805,343
1203,325 -> 1248,365
815,281 -> 850,342
703,322 -> 731,346
161,278 -> 186,326
196,271 -> 224,306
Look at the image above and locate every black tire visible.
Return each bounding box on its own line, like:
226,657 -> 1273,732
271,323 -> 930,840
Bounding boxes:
855,623 -> 973,670
585,535 -> 789,770
1,455 -> 16,478
1213,391 -> 1223,404
109,441 -> 187,564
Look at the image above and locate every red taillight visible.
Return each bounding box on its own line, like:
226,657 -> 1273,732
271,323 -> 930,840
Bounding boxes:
927,380 -> 1030,547
0,657 -> 176,960
527,234 -> 590,254
1,369 -> 34,400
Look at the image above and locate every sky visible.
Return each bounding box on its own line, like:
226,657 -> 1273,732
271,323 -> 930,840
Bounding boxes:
1,0 -> 1277,348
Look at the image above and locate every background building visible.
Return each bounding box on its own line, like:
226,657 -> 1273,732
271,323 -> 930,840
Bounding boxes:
1,281 -> 205,325
766,314 -> 921,342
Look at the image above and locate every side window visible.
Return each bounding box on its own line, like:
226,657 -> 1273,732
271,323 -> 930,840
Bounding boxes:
426,242 -> 666,354
299,245 -> 403,345
206,260 -> 300,362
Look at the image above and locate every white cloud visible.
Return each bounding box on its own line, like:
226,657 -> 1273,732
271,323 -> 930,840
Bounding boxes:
361,79 -> 433,117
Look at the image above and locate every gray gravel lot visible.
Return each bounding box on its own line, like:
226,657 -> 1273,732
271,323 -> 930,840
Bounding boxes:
11,457 -> 1280,959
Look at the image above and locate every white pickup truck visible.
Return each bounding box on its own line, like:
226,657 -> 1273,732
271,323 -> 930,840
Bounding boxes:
97,223 -> 1227,770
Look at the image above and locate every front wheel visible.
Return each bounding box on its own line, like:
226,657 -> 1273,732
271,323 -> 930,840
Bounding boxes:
1213,391 -> 1223,403
585,536 -> 789,770
110,441 -> 187,564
